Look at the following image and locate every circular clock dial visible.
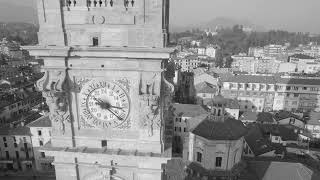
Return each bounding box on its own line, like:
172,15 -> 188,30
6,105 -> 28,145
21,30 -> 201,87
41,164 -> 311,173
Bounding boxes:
80,80 -> 130,128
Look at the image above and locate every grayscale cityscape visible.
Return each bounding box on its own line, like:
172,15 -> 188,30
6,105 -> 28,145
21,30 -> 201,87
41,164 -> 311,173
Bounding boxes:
0,0 -> 320,180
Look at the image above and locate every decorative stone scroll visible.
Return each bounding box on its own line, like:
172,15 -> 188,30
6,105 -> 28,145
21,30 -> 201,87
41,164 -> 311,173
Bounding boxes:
139,94 -> 160,137
36,69 -> 70,134
139,72 -> 161,96
139,72 -> 161,137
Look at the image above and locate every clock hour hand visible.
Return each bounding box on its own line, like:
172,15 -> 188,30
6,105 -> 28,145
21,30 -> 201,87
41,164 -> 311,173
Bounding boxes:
91,96 -> 103,104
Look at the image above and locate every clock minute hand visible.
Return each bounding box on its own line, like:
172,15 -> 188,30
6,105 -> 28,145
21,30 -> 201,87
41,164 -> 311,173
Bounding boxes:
109,105 -> 123,109
106,108 -> 123,120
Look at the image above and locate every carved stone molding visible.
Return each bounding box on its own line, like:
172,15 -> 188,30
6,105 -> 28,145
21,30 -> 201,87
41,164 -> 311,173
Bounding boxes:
139,72 -> 161,96
36,69 -> 70,134
139,94 -> 160,137
36,70 -> 67,92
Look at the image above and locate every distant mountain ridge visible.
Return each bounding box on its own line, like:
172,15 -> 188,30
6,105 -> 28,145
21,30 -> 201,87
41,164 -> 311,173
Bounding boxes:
170,17 -> 266,32
0,2 -> 37,24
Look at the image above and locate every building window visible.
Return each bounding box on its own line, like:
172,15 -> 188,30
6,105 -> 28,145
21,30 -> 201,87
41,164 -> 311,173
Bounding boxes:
14,143 -> 17,148
178,127 -> 181,132
26,164 -> 32,169
4,143 -> 8,147
13,137 -> 16,142
216,157 -> 222,167
38,130 -> 42,136
174,127 -> 177,131
303,87 -> 307,90
3,137 -> 6,141
23,137 -> 27,142
294,94 -> 299,97
92,37 -> 99,46
196,152 -> 202,162
275,136 -> 279,141
39,141 -> 43,146
101,140 -> 107,147
5,151 -> 9,159
16,151 -> 19,159
41,152 -> 45,158
310,87 -> 318,91
184,128 -> 187,132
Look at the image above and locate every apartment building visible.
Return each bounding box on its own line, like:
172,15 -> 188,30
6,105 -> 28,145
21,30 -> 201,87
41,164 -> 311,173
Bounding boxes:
231,55 -> 257,74
27,115 -> 54,172
172,104 -> 208,154
221,74 -> 320,112
0,91 -> 43,125
174,55 -> 200,72
264,44 -> 288,57
0,124 -> 34,171
256,58 -> 281,74
248,47 -> 264,58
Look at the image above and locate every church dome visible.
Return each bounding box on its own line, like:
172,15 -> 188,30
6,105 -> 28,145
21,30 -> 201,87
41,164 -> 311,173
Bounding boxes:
212,95 -> 227,105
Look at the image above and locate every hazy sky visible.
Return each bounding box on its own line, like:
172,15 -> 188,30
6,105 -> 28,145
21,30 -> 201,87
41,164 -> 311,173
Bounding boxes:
170,0 -> 320,33
1,0 -> 320,33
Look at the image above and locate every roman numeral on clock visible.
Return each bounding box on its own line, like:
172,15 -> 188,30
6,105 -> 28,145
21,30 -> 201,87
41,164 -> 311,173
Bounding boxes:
119,113 -> 126,120
119,93 -> 125,98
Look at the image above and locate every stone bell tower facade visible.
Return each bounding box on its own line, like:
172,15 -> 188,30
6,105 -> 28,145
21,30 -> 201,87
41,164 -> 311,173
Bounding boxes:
24,0 -> 175,180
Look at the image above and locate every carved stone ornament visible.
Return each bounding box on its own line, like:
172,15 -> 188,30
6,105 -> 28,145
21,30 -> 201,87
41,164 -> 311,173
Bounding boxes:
139,72 -> 160,95
92,15 -> 106,24
74,77 -> 92,92
36,70 -> 67,92
50,93 -> 70,134
36,69 -> 70,134
139,94 -> 160,137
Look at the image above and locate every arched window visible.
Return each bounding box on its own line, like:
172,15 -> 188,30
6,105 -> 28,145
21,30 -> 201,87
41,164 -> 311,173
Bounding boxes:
213,108 -> 216,115
217,109 -> 221,116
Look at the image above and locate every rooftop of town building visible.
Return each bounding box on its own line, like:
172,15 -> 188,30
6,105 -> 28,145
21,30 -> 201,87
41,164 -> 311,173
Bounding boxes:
221,73 -> 320,85
172,104 -> 208,118
192,115 -> 247,140
27,115 -> 51,128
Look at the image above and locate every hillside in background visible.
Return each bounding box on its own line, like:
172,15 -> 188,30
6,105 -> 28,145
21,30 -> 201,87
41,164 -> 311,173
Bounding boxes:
0,23 -> 38,45
0,2 -> 37,24
170,17 -> 266,32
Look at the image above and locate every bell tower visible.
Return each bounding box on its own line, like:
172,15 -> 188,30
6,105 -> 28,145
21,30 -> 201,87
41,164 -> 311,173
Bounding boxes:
24,0 -> 174,180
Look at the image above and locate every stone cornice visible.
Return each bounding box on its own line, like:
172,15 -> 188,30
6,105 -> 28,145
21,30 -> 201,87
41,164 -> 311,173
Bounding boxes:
70,46 -> 174,59
22,46 -> 71,57
22,45 -> 174,59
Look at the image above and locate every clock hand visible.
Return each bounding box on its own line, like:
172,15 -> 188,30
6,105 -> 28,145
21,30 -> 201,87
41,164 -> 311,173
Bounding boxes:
106,108 -> 123,120
109,105 -> 124,109
91,96 -> 103,104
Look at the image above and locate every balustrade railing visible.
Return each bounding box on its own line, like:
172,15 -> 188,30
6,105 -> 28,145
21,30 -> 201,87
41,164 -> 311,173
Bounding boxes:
64,0 -> 136,10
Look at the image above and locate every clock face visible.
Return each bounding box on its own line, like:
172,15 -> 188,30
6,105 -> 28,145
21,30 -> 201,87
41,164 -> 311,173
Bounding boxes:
80,80 -> 130,128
